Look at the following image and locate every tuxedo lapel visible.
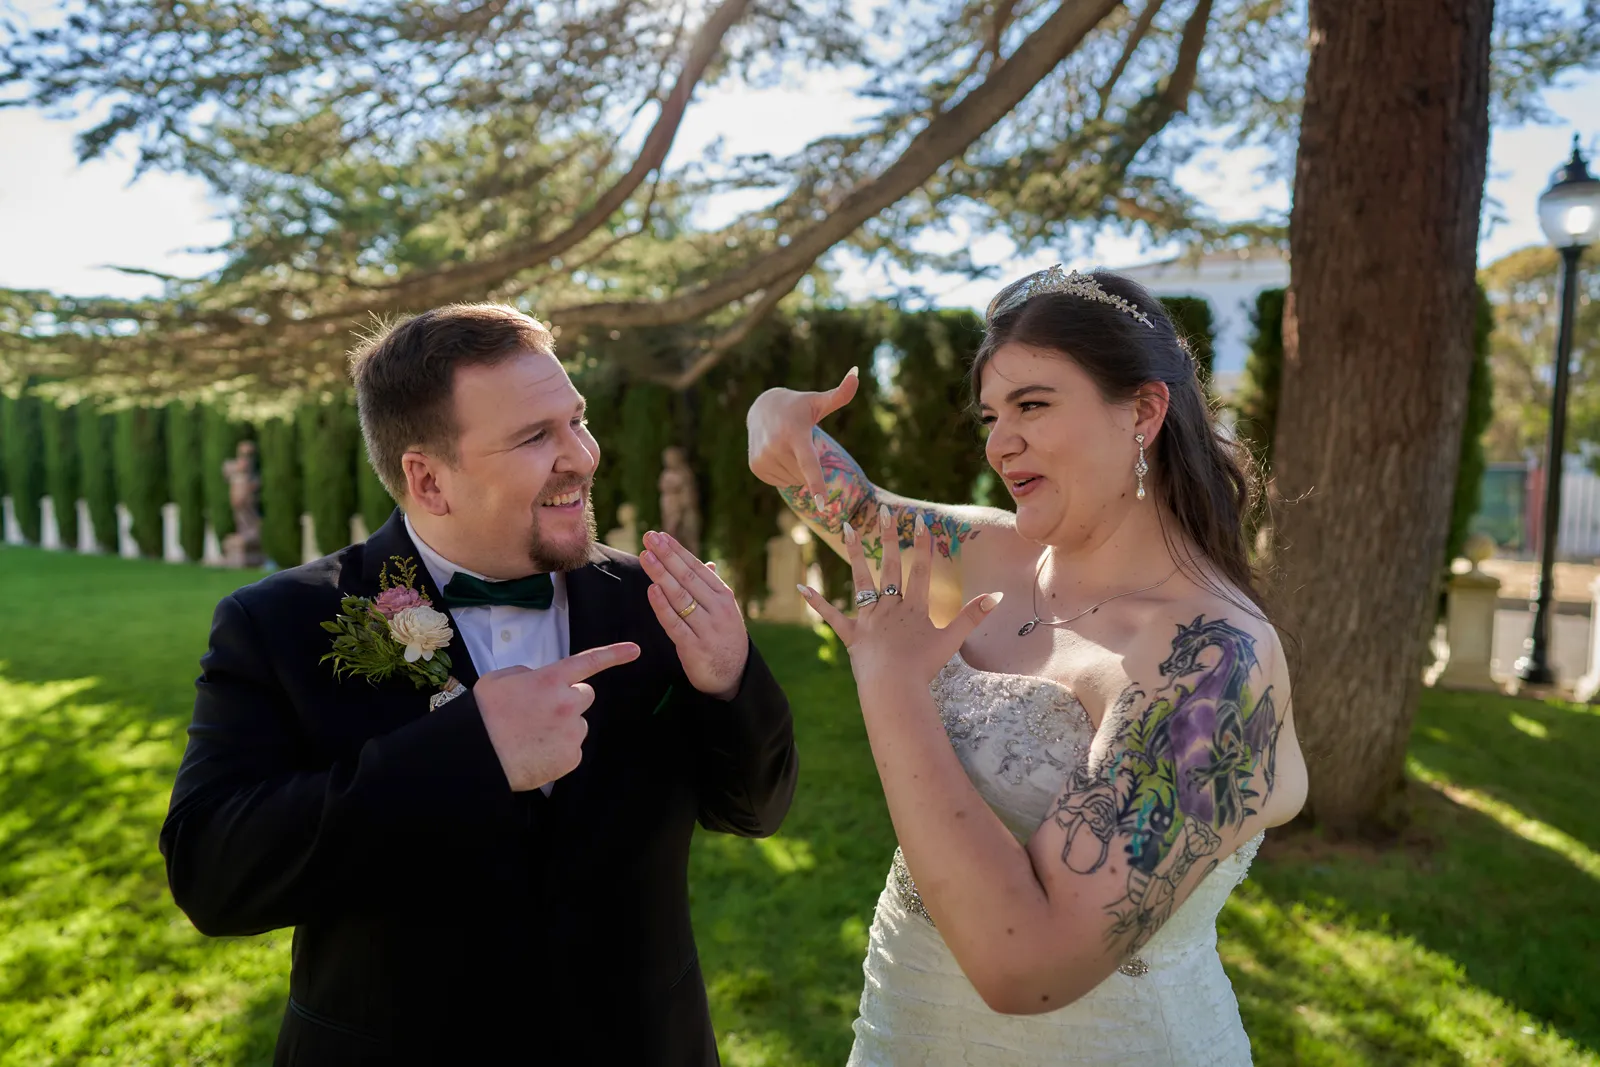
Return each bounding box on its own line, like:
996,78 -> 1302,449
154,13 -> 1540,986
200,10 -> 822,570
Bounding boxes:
358,509 -> 481,691
546,544 -> 630,810
564,543 -> 625,659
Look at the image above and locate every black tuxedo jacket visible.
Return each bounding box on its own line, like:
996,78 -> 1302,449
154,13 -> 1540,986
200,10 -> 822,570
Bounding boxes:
159,511 -> 798,1066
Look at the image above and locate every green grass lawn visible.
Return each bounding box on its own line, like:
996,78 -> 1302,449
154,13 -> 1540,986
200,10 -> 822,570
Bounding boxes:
0,545 -> 1596,1066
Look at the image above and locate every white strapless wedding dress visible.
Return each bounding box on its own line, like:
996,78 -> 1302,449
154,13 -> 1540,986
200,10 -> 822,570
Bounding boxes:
847,653 -> 1263,1066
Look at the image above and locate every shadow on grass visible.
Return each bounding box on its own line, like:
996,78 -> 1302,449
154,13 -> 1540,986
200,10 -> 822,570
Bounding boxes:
0,548 -> 287,1066
1410,689 -> 1600,856
690,621 -> 895,1067
1233,776 -> 1600,1065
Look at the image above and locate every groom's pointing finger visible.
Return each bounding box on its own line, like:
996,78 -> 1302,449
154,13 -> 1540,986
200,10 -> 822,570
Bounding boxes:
542,642 -> 641,686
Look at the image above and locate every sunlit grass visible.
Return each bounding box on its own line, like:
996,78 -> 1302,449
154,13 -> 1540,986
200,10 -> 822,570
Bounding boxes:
1,546 -> 1596,1065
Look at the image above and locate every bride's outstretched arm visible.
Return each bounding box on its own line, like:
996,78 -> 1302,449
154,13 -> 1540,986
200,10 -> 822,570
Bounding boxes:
747,372 -> 1016,624
800,508 -> 1299,1014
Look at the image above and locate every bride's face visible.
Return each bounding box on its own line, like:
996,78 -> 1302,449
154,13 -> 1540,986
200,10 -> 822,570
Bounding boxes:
978,342 -> 1142,546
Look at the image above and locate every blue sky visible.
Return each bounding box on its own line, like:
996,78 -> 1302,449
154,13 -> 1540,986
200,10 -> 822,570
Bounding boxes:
0,28 -> 1594,309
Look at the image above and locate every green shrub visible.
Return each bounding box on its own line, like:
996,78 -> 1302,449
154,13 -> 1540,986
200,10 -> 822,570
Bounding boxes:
297,396 -> 360,555
40,400 -> 79,548
1235,287 -> 1286,475
112,407 -> 167,557
1446,285 -> 1496,564
256,417 -> 302,568
357,438 -> 395,536
166,402 -> 205,560
616,383 -> 679,537
1,389 -> 44,543
76,403 -> 117,552
1160,295 -> 1218,388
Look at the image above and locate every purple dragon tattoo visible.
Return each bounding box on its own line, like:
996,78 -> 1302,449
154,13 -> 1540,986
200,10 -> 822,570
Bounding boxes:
1052,615 -> 1280,954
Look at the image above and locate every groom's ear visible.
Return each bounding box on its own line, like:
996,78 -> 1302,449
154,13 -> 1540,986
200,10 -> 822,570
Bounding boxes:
402,450 -> 450,516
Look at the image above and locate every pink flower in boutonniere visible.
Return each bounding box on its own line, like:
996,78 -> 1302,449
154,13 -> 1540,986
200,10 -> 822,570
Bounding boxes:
372,585 -> 425,618
321,555 -> 457,700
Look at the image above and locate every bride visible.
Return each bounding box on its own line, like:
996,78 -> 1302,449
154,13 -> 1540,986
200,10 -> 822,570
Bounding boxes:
746,266 -> 1307,1065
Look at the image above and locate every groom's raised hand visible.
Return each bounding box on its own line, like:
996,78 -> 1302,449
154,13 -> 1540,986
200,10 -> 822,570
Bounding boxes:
474,642 -> 640,791
639,530 -> 750,701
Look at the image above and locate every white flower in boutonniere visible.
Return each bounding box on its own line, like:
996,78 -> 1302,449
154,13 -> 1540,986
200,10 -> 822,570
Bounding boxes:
387,604 -> 453,663
321,556 -> 462,705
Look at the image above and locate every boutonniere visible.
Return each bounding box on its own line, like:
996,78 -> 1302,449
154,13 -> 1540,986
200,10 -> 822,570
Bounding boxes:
321,556 -> 462,705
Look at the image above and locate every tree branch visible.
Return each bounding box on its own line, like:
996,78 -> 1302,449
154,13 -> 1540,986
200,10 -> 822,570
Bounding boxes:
274,0 -> 752,330
649,267 -> 811,390
548,0 -> 1126,332
1099,0 -> 1167,114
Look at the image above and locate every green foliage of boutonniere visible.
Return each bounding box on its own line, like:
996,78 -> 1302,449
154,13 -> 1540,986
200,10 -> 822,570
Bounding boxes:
321,555 -> 455,689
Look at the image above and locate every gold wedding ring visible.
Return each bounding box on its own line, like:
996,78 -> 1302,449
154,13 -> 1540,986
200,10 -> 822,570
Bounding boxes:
677,600 -> 699,619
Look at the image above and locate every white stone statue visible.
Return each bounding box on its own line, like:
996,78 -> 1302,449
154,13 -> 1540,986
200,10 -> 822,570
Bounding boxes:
658,447 -> 701,556
221,440 -> 264,567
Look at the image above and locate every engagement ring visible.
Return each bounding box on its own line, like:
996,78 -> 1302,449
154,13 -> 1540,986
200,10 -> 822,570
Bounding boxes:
855,589 -> 881,607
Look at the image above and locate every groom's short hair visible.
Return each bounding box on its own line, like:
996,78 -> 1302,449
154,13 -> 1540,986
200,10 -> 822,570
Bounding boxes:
350,303 -> 556,500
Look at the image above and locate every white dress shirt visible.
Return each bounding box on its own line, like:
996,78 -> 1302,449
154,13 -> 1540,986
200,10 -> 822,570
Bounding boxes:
405,514 -> 569,794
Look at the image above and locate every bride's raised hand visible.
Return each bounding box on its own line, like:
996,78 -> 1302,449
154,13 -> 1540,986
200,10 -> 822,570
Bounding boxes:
799,503 -> 1003,686
746,368 -> 860,509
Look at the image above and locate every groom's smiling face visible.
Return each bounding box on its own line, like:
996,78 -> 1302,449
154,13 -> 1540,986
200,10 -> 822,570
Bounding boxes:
427,347 -> 601,577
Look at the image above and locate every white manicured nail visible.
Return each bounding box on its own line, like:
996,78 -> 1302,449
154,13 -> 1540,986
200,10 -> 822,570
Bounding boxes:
980,593 -> 1003,611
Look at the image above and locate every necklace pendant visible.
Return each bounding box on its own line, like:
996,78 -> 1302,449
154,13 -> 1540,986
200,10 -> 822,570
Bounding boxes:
1018,618 -> 1040,637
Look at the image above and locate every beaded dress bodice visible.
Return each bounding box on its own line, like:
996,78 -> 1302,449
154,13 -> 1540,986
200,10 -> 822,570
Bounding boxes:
847,653 -> 1261,1067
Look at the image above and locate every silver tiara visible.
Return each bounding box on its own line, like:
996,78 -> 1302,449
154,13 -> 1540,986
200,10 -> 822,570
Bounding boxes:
985,264 -> 1155,329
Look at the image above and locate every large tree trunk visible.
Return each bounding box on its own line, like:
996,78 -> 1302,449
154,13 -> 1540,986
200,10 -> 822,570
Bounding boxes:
1273,0 -> 1494,837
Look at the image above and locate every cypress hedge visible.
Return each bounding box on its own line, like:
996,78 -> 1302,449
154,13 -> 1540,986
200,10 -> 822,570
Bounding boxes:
166,402 -> 206,560
1159,295 -> 1218,389
257,416 -> 303,568
297,396 -> 360,555
357,437 -> 395,536
2,389 -> 44,542
1446,285 -> 1496,564
40,399 -> 79,547
112,407 -> 167,557
77,403 -> 118,551
1235,287 -> 1286,475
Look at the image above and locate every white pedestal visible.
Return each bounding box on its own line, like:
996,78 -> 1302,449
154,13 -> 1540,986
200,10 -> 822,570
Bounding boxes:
116,504 -> 140,559
162,503 -> 188,562
603,503 -> 640,556
2,496 -> 24,545
76,499 -> 101,553
1574,576 -> 1600,702
763,514 -> 814,624
1431,567 -> 1503,692
301,513 -> 318,565
40,496 -> 61,550
350,513 -> 369,545
202,522 -> 225,566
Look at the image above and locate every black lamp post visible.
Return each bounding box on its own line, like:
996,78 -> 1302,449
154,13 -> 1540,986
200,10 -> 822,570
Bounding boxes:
1517,136 -> 1600,685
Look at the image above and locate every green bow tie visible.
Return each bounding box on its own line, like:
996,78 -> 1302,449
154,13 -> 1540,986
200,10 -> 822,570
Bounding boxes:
440,570 -> 555,611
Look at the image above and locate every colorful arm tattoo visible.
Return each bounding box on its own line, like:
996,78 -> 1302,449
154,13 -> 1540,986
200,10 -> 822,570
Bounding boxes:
1051,615 -> 1282,956
776,428 -> 980,562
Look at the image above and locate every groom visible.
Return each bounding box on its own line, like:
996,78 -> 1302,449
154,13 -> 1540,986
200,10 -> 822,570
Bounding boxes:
159,304 -> 798,1066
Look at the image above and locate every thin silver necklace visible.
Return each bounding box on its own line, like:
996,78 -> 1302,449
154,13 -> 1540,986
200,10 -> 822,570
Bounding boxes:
1018,549 -> 1184,637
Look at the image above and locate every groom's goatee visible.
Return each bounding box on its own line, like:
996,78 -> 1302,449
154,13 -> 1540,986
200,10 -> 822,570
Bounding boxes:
529,476 -> 598,573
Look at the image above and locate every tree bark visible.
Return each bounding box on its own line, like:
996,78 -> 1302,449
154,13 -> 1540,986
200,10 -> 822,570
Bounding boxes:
1272,0 -> 1493,837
